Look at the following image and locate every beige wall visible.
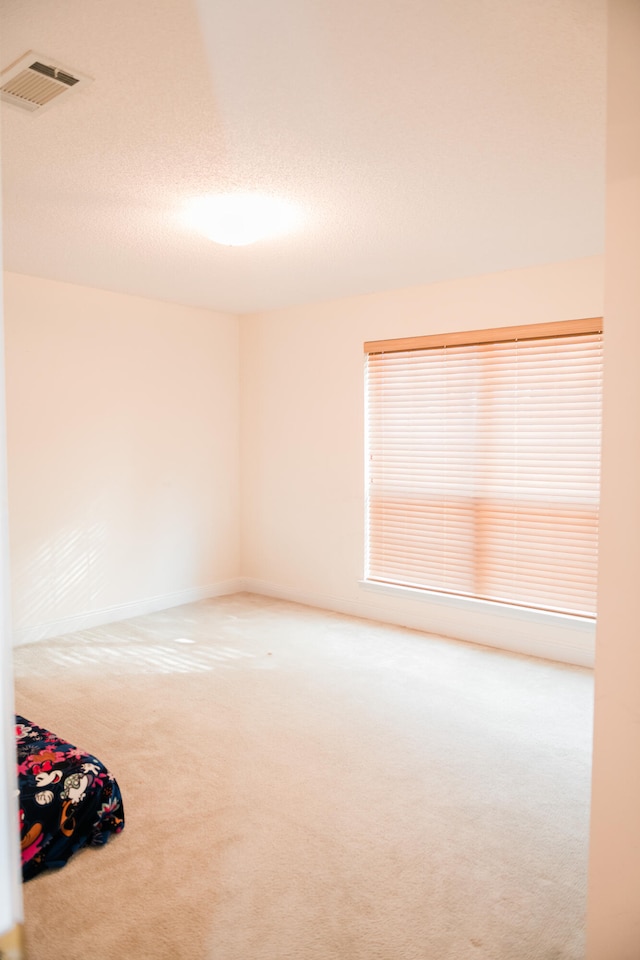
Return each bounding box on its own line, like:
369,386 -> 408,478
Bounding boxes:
3,272 -> 240,643
241,256 -> 604,665
586,1 -> 640,955
4,258 -> 606,663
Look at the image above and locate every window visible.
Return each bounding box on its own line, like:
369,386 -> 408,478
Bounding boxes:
364,318 -> 603,618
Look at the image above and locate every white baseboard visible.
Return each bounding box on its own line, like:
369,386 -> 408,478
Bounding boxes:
237,578 -> 383,620
12,579 -> 244,646
238,577 -> 595,668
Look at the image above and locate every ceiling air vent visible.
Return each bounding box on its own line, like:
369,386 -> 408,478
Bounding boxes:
0,51 -> 92,114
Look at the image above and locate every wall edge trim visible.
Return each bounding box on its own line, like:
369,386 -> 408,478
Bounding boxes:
238,577 -> 594,667
12,579 -> 243,646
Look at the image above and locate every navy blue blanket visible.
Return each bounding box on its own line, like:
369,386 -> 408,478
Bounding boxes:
16,716 -> 124,881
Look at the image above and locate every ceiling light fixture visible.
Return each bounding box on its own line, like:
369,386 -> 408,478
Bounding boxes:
182,193 -> 300,247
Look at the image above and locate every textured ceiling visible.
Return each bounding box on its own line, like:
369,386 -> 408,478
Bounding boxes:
0,0 -> 606,314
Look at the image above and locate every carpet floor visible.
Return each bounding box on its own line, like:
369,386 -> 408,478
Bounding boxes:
12,593 -> 593,960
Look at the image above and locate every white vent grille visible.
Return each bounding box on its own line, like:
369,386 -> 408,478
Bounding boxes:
0,52 -> 92,114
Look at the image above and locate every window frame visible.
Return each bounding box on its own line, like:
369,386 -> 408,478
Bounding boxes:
364,317 -> 604,620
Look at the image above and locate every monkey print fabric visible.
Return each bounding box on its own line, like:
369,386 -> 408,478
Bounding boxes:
16,715 -> 125,881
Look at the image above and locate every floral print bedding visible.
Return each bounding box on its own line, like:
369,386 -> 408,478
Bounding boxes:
16,715 -> 125,881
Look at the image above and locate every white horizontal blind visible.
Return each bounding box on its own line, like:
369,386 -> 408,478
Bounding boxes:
365,321 -> 603,617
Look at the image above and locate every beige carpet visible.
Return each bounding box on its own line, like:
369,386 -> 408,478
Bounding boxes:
12,593 -> 593,960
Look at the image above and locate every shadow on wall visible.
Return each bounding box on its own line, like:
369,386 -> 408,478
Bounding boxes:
12,517 -> 108,638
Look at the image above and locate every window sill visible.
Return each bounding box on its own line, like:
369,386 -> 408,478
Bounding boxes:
358,578 -> 596,632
